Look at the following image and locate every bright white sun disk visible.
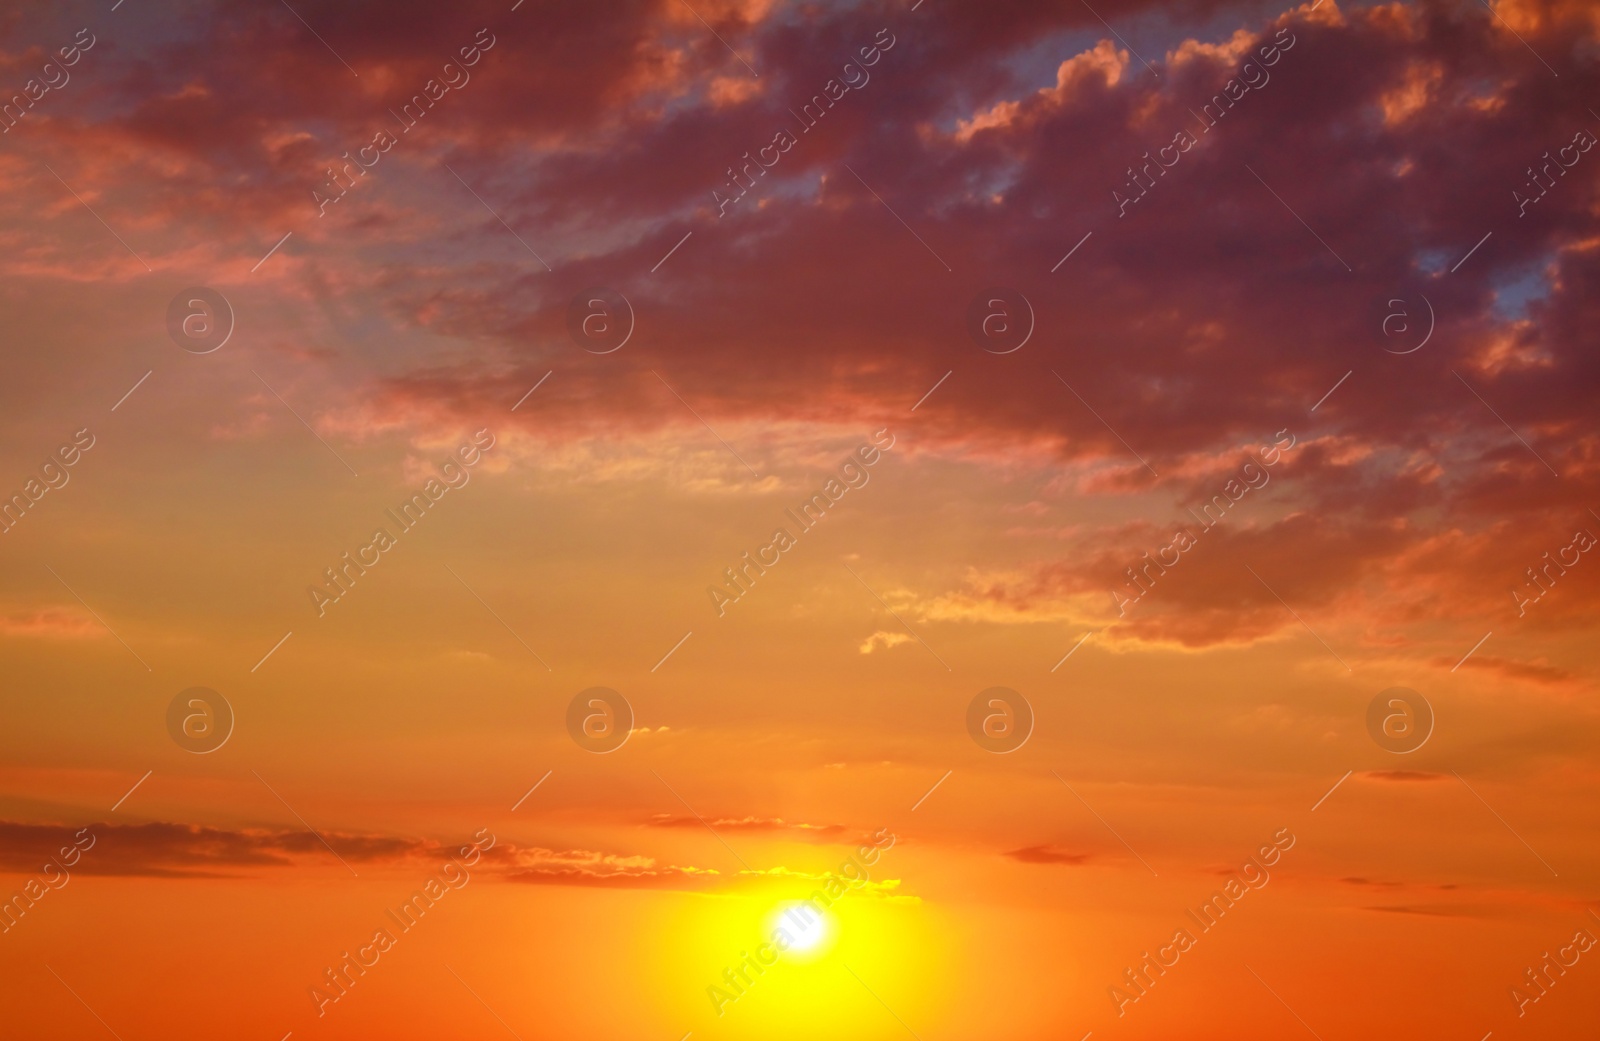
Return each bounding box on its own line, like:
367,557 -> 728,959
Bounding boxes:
772,901 -> 831,954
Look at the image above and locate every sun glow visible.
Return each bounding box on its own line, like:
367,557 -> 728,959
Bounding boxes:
770,900 -> 834,957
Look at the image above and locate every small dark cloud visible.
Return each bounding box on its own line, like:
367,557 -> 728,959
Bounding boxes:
504,866 -> 718,889
0,820 -> 423,879
646,814 -> 846,838
1004,845 -> 1091,865
1362,905 -> 1466,918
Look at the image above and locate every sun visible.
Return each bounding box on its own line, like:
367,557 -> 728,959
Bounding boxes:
768,900 -> 834,958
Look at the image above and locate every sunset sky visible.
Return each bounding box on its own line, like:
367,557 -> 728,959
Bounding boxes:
2,0 -> 1599,1038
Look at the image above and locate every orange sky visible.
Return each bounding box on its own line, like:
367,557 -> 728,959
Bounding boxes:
2,0 -> 1599,1038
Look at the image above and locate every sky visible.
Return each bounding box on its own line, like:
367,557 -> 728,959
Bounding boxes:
1,0 -> 1599,1038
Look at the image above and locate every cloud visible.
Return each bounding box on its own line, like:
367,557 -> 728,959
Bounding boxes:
0,0 -> 1597,763
1443,654 -> 1578,685
9,0 -> 1600,513
0,821 -> 718,889
504,863 -> 720,889
646,814 -> 847,838
0,820 -> 421,878
730,866 -> 909,899
1360,904 -> 1470,917
0,608 -> 104,640
1004,845 -> 1092,865
859,630 -> 914,654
